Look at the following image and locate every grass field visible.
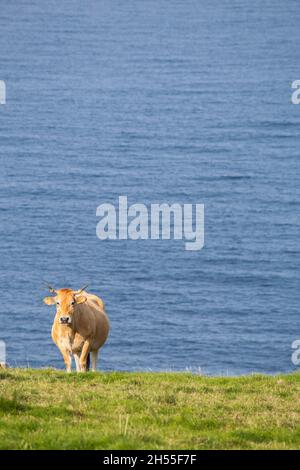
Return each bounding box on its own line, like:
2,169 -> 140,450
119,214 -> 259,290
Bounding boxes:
0,368 -> 300,449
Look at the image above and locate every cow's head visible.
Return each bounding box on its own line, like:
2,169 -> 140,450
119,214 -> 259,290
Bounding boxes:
43,284 -> 88,325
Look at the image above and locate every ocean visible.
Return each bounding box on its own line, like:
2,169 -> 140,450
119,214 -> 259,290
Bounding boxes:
1,0 -> 300,374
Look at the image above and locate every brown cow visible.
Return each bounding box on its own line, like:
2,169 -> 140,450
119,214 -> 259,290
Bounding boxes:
43,285 -> 110,372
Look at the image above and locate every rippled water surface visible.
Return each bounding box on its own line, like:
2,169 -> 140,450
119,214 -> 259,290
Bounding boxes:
1,0 -> 300,374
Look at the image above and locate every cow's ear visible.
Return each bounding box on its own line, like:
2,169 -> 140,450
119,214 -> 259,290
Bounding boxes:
44,296 -> 56,305
76,295 -> 87,305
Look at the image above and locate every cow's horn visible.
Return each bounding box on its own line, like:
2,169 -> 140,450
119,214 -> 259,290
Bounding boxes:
76,285 -> 89,295
44,281 -> 57,294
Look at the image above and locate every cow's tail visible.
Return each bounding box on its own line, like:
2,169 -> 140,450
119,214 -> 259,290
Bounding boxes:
86,353 -> 90,371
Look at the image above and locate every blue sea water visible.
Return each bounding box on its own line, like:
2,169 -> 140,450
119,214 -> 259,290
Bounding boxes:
0,0 -> 300,375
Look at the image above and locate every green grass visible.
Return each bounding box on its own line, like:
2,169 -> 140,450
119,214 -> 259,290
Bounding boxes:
0,368 -> 300,449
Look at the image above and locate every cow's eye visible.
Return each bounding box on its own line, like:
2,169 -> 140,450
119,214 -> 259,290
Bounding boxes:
56,301 -> 60,306
71,301 -> 75,305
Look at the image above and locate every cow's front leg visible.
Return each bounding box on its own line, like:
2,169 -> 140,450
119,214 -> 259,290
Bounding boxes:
61,350 -> 72,373
79,341 -> 91,372
74,353 -> 81,373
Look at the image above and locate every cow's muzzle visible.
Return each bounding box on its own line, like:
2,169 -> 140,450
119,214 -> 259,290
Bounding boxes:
59,316 -> 71,325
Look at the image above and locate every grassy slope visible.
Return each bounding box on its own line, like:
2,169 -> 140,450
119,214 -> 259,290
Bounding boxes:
0,369 -> 300,449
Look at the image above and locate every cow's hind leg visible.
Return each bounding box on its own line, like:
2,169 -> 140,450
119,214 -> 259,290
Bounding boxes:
79,341 -> 91,372
91,350 -> 99,372
86,353 -> 90,371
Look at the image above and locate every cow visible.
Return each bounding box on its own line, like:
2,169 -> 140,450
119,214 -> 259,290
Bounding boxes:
43,284 -> 110,372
